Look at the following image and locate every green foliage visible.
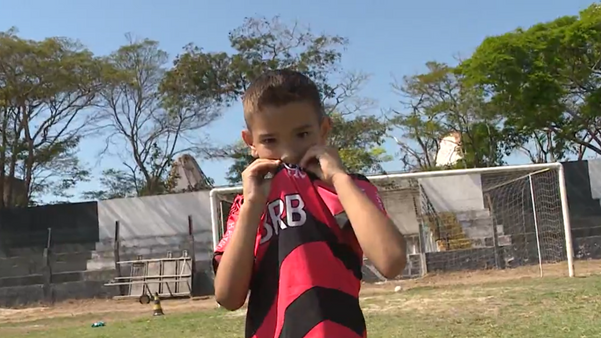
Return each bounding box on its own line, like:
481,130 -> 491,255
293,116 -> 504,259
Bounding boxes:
163,16 -> 351,110
461,3 -> 601,159
391,62 -> 507,171
0,28 -> 103,206
175,17 -> 390,183
221,113 -> 391,186
95,35 -> 224,198
81,169 -> 140,201
329,113 -> 391,174
9,6 -> 601,202
222,141 -> 255,186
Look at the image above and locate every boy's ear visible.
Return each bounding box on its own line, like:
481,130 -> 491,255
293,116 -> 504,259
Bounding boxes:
320,116 -> 332,140
241,130 -> 258,157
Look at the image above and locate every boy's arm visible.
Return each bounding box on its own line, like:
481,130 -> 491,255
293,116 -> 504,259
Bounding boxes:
213,197 -> 263,310
333,173 -> 406,278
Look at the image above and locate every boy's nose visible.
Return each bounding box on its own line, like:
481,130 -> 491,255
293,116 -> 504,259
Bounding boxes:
280,152 -> 299,164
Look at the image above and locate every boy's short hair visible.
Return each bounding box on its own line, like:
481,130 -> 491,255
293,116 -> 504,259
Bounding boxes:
242,69 -> 325,126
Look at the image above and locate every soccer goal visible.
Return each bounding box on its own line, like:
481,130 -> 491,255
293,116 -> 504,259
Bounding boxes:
208,162 -> 575,278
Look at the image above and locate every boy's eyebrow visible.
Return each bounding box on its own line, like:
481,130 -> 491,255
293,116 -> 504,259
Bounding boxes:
293,124 -> 313,131
257,124 -> 313,138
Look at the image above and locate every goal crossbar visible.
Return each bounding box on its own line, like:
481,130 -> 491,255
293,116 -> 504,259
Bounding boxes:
208,162 -> 575,277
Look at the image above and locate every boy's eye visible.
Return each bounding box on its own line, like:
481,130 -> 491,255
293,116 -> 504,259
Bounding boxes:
298,132 -> 310,138
261,138 -> 276,144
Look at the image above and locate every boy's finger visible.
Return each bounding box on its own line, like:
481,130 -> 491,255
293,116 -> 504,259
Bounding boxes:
300,147 -> 321,168
250,159 -> 281,174
252,158 -> 280,166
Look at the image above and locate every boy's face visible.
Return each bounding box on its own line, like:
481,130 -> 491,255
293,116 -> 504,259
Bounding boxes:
242,101 -> 330,165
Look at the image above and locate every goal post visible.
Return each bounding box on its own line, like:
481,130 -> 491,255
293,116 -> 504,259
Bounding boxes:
208,162 -> 575,278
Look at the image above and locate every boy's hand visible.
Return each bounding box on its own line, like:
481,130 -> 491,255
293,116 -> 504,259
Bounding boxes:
300,146 -> 347,185
242,159 -> 281,204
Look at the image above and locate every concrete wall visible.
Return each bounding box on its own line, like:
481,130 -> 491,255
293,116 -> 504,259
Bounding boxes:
379,188 -> 420,234
563,160 -> 601,238
95,191 -> 213,261
0,201 -> 101,301
3,160 -> 601,306
0,269 -> 120,308
419,174 -> 484,212
0,201 -> 100,255
96,191 -> 216,296
97,192 -> 211,245
424,234 -> 601,273
0,191 -> 216,307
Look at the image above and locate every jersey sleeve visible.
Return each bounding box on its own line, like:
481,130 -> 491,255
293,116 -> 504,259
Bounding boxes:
212,194 -> 244,273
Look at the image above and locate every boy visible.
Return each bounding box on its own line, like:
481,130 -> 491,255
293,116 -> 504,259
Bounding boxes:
213,69 -> 406,338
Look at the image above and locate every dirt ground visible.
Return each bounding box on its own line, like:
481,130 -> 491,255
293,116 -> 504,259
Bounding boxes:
1,259 -> 598,325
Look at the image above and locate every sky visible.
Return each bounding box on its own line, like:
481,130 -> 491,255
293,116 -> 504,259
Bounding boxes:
0,0 -> 595,199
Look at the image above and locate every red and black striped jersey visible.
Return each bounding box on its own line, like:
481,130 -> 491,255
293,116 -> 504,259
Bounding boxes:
213,164 -> 387,338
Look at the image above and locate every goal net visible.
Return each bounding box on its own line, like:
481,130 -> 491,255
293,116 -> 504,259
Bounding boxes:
208,163 -> 574,279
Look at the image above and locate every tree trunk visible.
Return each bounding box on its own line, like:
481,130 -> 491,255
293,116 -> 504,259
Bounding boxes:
22,104 -> 35,207
0,107 -> 9,209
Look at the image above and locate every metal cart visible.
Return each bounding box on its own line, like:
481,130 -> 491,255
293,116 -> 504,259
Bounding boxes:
105,251 -> 193,304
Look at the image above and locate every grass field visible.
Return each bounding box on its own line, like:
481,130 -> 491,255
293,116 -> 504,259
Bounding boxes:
1,261 -> 601,338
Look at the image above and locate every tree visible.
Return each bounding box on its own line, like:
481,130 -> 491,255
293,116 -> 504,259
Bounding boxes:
162,16 -> 384,183
95,35 -> 223,197
329,113 -> 391,174
163,16 -> 369,116
81,168 -> 140,200
0,28 -> 105,207
390,62 -> 507,171
461,4 -> 601,160
221,113 -> 391,186
218,141 -> 254,186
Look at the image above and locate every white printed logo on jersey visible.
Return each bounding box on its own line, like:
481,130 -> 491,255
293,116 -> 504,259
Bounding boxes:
283,163 -> 307,179
260,193 -> 308,244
